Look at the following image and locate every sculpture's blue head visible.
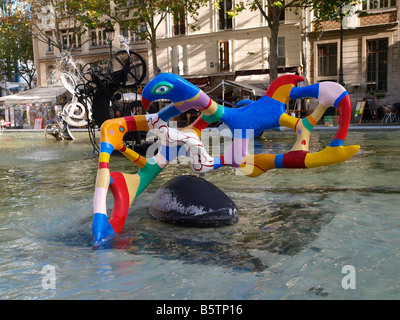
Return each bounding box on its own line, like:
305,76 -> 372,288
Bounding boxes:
141,73 -> 200,110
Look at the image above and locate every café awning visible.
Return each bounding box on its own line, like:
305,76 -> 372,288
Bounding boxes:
207,79 -> 266,98
223,79 -> 266,97
0,86 -> 68,105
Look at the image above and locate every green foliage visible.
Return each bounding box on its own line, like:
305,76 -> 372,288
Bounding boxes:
28,0 -> 107,52
0,1 -> 35,88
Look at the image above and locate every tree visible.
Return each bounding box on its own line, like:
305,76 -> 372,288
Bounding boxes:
28,0 -> 105,70
224,0 -> 301,82
102,0 -> 208,76
0,1 -> 36,89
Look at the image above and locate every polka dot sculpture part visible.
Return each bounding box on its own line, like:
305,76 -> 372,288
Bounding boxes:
92,73 -> 360,245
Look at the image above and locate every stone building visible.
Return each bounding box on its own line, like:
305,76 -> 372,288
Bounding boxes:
32,1 -> 400,112
308,0 -> 400,109
148,2 -> 302,90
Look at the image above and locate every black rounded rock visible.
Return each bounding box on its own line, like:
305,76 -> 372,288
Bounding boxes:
149,175 -> 238,227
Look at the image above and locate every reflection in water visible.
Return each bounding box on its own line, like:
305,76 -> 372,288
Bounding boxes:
107,189 -> 336,273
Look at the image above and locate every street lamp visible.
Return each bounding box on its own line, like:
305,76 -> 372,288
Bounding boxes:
104,21 -> 115,58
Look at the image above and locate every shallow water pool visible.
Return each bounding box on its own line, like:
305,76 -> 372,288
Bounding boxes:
0,129 -> 399,299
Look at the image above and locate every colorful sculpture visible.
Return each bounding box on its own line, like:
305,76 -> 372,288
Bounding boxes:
92,73 -> 360,245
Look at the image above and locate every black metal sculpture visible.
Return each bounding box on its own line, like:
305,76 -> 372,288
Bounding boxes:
72,50 -> 147,153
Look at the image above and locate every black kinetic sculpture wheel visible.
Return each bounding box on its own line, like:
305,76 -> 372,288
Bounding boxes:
60,50 -> 147,154
108,50 -> 146,89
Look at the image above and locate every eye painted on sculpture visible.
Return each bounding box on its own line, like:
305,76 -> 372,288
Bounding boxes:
151,81 -> 174,95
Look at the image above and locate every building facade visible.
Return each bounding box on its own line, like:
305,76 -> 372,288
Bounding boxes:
151,1 -> 303,92
33,2 -> 303,90
32,1 -> 400,113
308,0 -> 400,108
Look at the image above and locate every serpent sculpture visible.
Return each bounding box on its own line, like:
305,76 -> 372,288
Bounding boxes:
92,73 -> 360,245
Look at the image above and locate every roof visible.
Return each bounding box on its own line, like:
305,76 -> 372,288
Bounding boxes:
0,86 -> 68,105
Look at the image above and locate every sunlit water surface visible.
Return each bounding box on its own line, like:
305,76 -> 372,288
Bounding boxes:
0,130 -> 399,299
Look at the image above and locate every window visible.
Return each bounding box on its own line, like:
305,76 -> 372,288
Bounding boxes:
120,25 -> 145,44
121,28 -> 133,43
173,10 -> 186,36
219,41 -> 231,71
98,59 -> 108,74
46,32 -> 53,53
120,20 -> 146,43
90,28 -> 107,47
218,0 -> 233,30
278,37 -> 286,67
367,38 -> 388,91
61,30 -> 81,50
47,65 -> 57,86
138,21 -> 146,39
8,71 -> 19,83
318,43 -> 338,77
363,0 -> 397,10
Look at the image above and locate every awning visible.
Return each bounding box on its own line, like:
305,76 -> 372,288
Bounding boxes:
234,72 -> 296,90
0,86 -> 68,105
184,76 -> 210,88
122,92 -> 142,102
235,74 -> 269,87
8,86 -> 20,92
220,80 -> 266,97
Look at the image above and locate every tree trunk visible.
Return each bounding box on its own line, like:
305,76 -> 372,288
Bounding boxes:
150,37 -> 158,77
268,15 -> 280,83
148,15 -> 159,77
